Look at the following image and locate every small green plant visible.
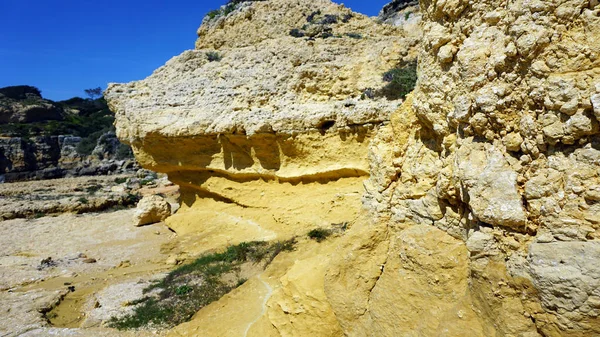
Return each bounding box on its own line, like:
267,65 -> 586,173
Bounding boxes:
306,10 -> 321,23
405,11 -> 412,20
289,28 -> 305,38
320,14 -> 338,25
341,13 -> 353,23
345,32 -> 362,39
124,193 -> 140,205
116,143 -> 133,159
114,177 -> 127,184
76,130 -> 105,155
175,285 -> 192,296
377,61 -> 418,101
320,31 -> 333,39
85,185 -> 101,195
206,9 -> 221,19
307,228 -> 332,242
140,179 -> 151,186
206,51 -> 222,62
77,197 -> 89,204
204,0 -> 265,21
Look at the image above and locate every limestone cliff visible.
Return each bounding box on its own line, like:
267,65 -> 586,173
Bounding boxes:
107,0 -> 600,336
0,133 -> 136,182
106,0 -> 419,182
327,0 -> 600,336
105,0 -> 418,233
104,0 -> 419,335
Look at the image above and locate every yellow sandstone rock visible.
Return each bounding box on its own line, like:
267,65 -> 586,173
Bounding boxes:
105,0 -> 417,335
105,0 -> 600,335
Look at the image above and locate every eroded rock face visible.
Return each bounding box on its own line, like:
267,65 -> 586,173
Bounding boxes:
105,0 -> 418,243
378,0 -> 421,36
104,0 -> 419,335
330,0 -> 600,336
0,133 -> 137,182
108,0 -> 600,335
105,0 -> 419,183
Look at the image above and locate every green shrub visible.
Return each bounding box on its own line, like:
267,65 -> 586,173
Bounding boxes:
289,28 -> 305,38
345,32 -> 362,39
0,85 -> 41,100
205,0 -> 265,21
76,130 -> 104,155
206,51 -> 222,62
114,177 -> 127,184
307,228 -> 332,242
306,10 -> 321,23
206,9 -> 221,19
175,285 -> 192,296
115,143 -> 133,160
85,185 -> 102,195
140,178 -> 154,186
124,193 -> 141,205
377,61 -> 418,101
320,14 -> 338,25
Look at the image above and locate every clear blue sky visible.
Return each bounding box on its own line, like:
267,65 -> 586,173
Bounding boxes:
0,0 -> 390,101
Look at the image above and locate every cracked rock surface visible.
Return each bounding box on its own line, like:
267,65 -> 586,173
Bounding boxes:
329,0 -> 600,336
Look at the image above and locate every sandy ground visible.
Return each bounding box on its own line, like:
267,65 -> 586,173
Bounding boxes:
0,175 -> 137,220
0,204 -> 176,336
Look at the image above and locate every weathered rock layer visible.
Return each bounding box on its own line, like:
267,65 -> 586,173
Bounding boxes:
105,0 -> 418,241
105,1 -> 419,335
107,0 -> 600,336
328,0 -> 600,336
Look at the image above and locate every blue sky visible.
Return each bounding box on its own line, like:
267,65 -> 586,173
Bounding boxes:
0,0 -> 391,101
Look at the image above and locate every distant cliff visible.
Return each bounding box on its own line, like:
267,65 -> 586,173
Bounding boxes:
0,86 -> 136,182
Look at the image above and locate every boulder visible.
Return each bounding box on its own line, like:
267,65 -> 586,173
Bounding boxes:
133,195 -> 171,226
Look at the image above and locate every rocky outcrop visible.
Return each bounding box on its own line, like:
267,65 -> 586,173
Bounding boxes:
0,86 -> 137,183
107,0 -> 600,335
378,0 -> 420,28
327,0 -> 600,336
0,133 -> 137,182
104,0 -> 418,334
0,175 -> 143,221
106,0 -> 419,185
105,0 -> 419,229
0,86 -> 63,124
133,194 -> 171,226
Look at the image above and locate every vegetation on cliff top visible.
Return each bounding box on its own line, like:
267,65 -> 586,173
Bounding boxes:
0,86 -> 132,157
288,10 -> 355,40
205,0 -> 266,21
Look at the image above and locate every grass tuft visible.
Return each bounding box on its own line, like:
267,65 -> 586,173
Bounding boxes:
376,61 -> 418,101
109,239 -> 295,330
307,228 -> 332,242
206,51 -> 222,62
